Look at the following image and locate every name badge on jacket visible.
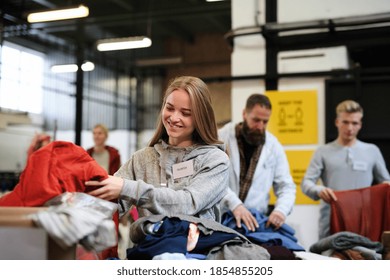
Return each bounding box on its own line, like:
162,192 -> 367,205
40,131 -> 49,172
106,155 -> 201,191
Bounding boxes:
353,161 -> 368,171
173,160 -> 194,179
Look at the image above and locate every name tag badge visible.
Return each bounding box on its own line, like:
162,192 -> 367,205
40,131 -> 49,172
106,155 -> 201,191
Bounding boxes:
353,161 -> 368,171
172,160 -> 194,179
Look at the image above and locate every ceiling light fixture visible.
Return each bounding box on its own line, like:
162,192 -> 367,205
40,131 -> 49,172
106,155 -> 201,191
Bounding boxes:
96,36 -> 152,51
27,5 -> 89,23
81,61 -> 95,72
51,61 -> 95,73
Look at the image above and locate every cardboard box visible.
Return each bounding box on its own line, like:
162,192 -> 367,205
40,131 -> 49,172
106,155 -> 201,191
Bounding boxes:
0,207 -> 76,260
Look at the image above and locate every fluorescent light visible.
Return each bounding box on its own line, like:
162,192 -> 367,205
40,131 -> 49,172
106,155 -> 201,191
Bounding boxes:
27,5 -> 89,23
81,61 -> 95,71
97,36 -> 152,51
51,61 -> 95,73
51,64 -> 78,73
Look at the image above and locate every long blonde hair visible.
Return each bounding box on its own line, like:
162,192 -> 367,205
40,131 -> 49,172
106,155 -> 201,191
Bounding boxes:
149,76 -> 222,146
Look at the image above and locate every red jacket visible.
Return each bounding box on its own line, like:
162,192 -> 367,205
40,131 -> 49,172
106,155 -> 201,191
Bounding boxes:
86,145 -> 121,175
0,141 -> 119,259
330,183 -> 390,242
0,141 -> 108,206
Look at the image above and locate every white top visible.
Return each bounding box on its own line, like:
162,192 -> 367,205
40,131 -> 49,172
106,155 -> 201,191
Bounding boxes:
218,122 -> 296,217
92,149 -> 110,173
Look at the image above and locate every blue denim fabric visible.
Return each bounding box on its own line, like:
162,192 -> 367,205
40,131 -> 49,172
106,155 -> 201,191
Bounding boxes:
221,209 -> 305,251
127,217 -> 240,259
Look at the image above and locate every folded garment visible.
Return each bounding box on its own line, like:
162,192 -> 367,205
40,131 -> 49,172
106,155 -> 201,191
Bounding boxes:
310,231 -> 383,254
30,193 -> 118,252
352,246 -> 382,260
331,249 -> 365,260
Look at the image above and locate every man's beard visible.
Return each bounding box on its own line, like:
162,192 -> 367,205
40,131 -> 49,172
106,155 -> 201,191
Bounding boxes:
242,120 -> 265,146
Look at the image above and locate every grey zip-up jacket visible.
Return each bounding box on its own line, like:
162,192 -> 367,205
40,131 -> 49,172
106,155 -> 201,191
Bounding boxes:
115,141 -> 229,221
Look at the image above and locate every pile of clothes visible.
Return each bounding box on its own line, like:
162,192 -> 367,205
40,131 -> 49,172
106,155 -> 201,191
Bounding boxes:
310,231 -> 384,260
0,141 -> 119,259
222,209 -> 305,259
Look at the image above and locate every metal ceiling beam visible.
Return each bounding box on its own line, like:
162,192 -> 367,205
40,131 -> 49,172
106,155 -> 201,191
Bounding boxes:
224,12 -> 390,50
206,15 -> 230,33
272,26 -> 390,52
157,20 -> 194,43
29,0 -> 56,9
108,0 -> 135,12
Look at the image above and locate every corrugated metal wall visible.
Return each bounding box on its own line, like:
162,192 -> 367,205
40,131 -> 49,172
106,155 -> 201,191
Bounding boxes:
42,50 -> 162,132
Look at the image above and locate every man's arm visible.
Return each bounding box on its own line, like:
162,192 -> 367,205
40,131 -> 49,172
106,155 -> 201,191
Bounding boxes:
372,145 -> 390,183
300,149 -> 327,201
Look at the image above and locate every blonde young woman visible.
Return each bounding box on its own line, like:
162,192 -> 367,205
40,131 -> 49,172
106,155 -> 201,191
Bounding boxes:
86,76 -> 229,222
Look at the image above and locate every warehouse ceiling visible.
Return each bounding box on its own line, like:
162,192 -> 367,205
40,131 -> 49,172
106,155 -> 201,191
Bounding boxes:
1,1 -> 390,71
1,0 -> 232,63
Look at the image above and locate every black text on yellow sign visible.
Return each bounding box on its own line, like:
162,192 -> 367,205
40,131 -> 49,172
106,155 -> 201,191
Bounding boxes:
266,90 -> 318,145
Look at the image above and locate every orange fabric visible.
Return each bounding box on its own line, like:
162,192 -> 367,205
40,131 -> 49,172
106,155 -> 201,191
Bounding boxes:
0,141 -> 119,259
330,183 -> 390,242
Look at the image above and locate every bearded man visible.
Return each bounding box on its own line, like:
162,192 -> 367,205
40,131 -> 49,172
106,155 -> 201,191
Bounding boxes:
219,94 -> 296,231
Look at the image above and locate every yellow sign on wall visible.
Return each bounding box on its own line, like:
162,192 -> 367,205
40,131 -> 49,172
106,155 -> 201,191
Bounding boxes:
269,150 -> 319,205
266,90 -> 318,145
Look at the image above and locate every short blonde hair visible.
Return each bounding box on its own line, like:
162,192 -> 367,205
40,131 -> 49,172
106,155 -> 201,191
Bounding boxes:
336,100 -> 363,117
93,123 -> 109,137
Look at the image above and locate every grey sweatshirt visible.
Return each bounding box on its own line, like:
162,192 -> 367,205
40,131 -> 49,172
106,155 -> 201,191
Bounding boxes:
115,141 -> 230,221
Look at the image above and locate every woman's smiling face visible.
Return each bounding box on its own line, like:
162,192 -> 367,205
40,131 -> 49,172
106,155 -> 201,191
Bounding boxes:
162,88 -> 195,147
